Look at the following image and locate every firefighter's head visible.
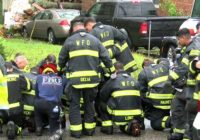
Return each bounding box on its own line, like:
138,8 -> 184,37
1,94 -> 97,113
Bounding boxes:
72,22 -> 85,33
196,22 -> 200,34
142,59 -> 154,68
14,54 -> 28,70
114,61 -> 124,72
176,28 -> 191,47
5,62 -> 13,74
84,17 -> 96,32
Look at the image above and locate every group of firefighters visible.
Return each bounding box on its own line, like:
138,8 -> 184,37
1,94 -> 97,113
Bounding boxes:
0,17 -> 200,140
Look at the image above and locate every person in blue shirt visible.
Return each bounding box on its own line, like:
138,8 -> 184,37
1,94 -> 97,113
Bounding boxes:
34,62 -> 67,139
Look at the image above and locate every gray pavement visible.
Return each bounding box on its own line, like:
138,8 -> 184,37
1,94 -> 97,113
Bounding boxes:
0,120 -> 169,140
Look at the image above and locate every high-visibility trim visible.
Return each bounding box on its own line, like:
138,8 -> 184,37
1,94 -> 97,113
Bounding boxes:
80,98 -> 84,103
108,49 -> 113,58
189,50 -> 200,56
22,90 -> 35,96
66,71 -> 99,78
102,120 -> 113,127
107,106 -> 142,116
70,124 -> 82,131
17,127 -> 22,134
112,90 -> 140,98
102,40 -> 114,47
182,138 -> 190,140
173,128 -> 185,134
181,58 -> 189,66
72,83 -> 99,89
169,71 -> 179,80
42,68 -> 54,74
6,74 -> 19,78
189,62 -> 196,74
187,79 -> 196,86
115,122 -> 128,125
124,60 -> 137,71
193,92 -> 199,100
110,66 -> 115,73
84,122 -> 96,129
24,76 -> 31,91
24,105 -> 34,111
147,93 -> 174,99
69,50 -> 99,58
154,105 -> 171,110
9,102 -> 20,109
161,116 -> 169,128
148,76 -> 168,87
197,74 -> 200,80
121,42 -> 128,52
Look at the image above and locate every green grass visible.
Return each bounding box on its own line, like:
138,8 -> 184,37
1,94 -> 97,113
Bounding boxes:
1,37 -> 150,78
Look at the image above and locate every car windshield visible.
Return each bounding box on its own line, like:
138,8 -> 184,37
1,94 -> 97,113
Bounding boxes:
56,10 -> 80,21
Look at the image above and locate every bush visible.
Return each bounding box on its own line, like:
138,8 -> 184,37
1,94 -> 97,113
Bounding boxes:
0,37 -> 6,60
160,0 -> 183,16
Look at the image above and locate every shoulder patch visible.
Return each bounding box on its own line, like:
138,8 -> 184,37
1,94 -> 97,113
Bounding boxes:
99,25 -> 104,29
111,73 -> 117,79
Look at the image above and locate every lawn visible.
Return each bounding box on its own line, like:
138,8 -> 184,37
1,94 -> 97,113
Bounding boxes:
1,37 -> 148,78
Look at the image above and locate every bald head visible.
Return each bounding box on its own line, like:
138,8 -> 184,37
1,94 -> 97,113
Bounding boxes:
14,55 -> 28,70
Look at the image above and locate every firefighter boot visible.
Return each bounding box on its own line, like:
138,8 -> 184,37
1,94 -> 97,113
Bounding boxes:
168,133 -> 183,140
100,126 -> 113,135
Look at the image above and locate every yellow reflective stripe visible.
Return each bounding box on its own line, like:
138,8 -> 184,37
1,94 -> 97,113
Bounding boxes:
110,66 -> 115,73
161,116 -> 169,128
147,93 -> 174,99
112,90 -> 140,98
187,79 -> 195,86
173,128 -> 185,134
181,58 -> 189,66
9,102 -> 20,109
102,120 -> 113,127
154,105 -> 171,110
42,68 -> 55,74
84,122 -> 96,129
70,124 -> 82,131
189,50 -> 200,56
170,71 -> 179,80
182,139 -> 190,140
148,76 -> 168,87
80,98 -> 84,103
189,62 -> 196,74
24,76 -> 31,91
197,74 -> 200,80
22,90 -> 35,96
24,105 -> 34,111
121,42 -> 128,52
66,71 -> 99,78
108,49 -> 113,58
115,122 -> 128,125
102,40 -> 114,47
124,60 -> 137,71
107,106 -> 142,116
193,92 -> 199,100
69,50 -> 99,58
72,83 -> 99,89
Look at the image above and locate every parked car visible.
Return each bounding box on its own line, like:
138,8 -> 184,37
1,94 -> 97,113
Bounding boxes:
22,9 -> 80,44
161,0 -> 200,58
74,0 -> 187,51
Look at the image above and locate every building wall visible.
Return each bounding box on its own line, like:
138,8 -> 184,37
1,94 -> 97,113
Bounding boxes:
82,0 -> 96,11
173,0 -> 194,15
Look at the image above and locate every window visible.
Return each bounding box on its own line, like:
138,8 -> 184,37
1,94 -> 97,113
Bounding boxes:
192,0 -> 200,17
41,11 -> 52,20
33,12 -> 43,20
88,3 -> 102,17
98,3 -> 115,17
118,3 -> 142,17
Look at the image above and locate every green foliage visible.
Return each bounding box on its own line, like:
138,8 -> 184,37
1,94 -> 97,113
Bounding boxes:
33,0 -> 81,9
0,37 -> 7,60
160,0 -> 183,16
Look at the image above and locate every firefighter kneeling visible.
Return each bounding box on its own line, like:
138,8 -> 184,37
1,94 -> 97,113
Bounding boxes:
99,62 -> 142,136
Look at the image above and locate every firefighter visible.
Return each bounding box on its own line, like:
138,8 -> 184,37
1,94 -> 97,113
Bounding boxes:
4,62 -> 32,139
168,28 -> 200,140
10,54 -> 28,73
58,22 -> 114,138
34,62 -> 66,139
138,58 -> 173,131
99,62 -> 142,136
0,55 -> 9,134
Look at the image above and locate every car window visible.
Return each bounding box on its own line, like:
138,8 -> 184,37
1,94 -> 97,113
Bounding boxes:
98,3 -> 115,17
41,11 -> 52,20
118,2 -> 142,17
88,3 -> 102,17
33,12 -> 43,20
192,0 -> 200,17
141,3 -> 157,16
56,10 -> 80,21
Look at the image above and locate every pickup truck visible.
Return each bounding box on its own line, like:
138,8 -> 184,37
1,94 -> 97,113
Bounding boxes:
161,0 -> 200,58
75,0 -> 188,52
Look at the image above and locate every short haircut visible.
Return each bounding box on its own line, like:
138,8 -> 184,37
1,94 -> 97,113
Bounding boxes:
5,62 -> 13,69
45,54 -> 56,64
72,21 -> 84,29
196,22 -> 200,30
14,53 -> 24,58
114,61 -> 124,70
142,59 -> 154,68
84,17 -> 96,27
176,28 -> 191,38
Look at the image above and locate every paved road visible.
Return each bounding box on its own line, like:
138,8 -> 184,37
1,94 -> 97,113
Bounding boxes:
1,120 -> 169,140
